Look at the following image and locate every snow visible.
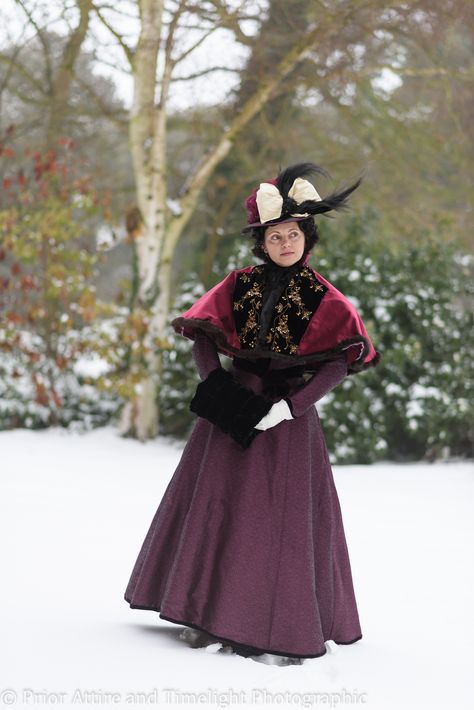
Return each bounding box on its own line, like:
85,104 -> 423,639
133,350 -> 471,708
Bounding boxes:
371,68 -> 403,96
166,198 -> 182,216
0,426 -> 473,709
73,354 -> 110,378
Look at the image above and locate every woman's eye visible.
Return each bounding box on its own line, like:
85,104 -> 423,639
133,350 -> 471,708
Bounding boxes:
268,232 -> 300,242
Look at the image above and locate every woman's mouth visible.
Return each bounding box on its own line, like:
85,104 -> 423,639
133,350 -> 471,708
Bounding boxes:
280,251 -> 294,256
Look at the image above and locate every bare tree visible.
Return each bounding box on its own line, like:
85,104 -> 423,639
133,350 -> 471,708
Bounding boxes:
0,0 -> 94,148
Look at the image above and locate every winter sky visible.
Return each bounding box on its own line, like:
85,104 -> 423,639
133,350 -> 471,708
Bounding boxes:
0,0 -> 401,112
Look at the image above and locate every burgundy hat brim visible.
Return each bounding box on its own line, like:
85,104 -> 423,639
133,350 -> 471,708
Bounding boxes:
241,215 -> 312,234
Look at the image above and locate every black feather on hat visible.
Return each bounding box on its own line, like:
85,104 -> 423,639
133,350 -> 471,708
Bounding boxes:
241,161 -> 364,233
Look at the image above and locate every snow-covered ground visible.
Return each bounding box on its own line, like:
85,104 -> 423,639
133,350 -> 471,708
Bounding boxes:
1,426 -> 473,710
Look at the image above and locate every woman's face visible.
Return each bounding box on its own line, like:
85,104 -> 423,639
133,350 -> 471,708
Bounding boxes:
263,221 -> 305,267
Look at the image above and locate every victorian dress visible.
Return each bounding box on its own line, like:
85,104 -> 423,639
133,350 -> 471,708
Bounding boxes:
124,256 -> 381,659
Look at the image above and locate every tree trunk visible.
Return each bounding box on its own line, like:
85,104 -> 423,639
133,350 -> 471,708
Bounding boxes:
45,0 -> 93,149
119,0 -> 165,440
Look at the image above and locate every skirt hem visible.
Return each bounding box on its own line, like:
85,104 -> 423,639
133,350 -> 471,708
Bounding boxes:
124,595 -> 362,659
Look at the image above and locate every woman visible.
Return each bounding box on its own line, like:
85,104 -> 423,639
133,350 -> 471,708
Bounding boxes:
124,162 -> 382,662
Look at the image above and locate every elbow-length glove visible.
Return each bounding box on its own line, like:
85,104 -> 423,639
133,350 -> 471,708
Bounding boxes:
190,367 -> 274,449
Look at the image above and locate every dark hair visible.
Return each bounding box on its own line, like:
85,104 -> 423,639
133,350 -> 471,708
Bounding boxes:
247,217 -> 320,263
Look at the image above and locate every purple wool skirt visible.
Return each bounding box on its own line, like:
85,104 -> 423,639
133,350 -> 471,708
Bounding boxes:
124,344 -> 362,658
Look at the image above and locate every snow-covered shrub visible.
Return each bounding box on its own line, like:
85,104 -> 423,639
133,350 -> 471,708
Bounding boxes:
0,137 -> 122,431
317,208 -> 474,463
0,326 -> 121,431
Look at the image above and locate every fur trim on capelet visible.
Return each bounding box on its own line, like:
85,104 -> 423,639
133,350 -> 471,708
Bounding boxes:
171,263 -> 382,376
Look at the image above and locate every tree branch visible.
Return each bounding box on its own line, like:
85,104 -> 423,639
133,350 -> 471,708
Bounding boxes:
74,74 -> 129,126
91,1 -> 134,65
159,0 -> 187,108
169,65 -> 239,82
13,0 -> 54,93
186,0 -> 255,45
0,52 -> 45,94
163,20 -> 331,257
172,26 -> 218,66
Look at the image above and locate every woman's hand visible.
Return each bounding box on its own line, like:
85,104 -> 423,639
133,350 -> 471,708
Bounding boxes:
254,399 -> 293,431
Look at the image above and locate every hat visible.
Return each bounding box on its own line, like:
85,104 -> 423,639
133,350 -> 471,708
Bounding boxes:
241,161 -> 363,233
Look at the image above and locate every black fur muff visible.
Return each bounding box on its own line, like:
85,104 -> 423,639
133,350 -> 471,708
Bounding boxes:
189,367 -> 273,449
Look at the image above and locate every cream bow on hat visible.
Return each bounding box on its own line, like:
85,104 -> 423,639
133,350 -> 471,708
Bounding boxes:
256,177 -> 322,224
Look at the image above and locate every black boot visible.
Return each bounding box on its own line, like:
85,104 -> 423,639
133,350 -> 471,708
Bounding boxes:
228,641 -> 265,658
